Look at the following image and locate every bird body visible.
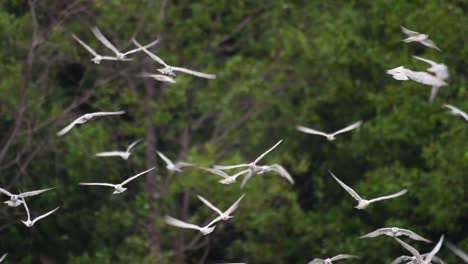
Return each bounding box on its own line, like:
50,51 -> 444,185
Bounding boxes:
21,198 -> 59,228
0,187 -> 54,207
387,66 -> 447,87
156,151 -> 193,172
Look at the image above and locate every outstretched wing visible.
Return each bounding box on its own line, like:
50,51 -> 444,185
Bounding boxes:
332,121 -> 362,137
443,104 -> 468,121
224,193 -> 246,216
91,26 -> 121,56
0,253 -> 7,262
121,167 -> 156,185
253,139 -> 283,164
394,237 -> 424,263
421,39 -> 441,51
79,183 -> 116,187
126,139 -> 143,152
399,228 -> 431,243
296,125 -> 329,137
400,25 -> 420,36
368,189 -> 407,203
140,73 -> 176,83
240,170 -> 254,189
413,56 -> 437,67
214,164 -> 250,170
331,254 -> 360,261
197,195 -> 224,216
307,259 -> 324,264
446,241 -> 468,262
425,235 -> 444,263
57,118 -> 81,136
156,151 -> 175,167
72,34 -> 98,56
360,228 -> 391,238
132,39 -> 168,66
171,66 -> 216,79
391,255 -> 413,264
406,70 -> 446,86
31,207 -> 60,225
0,187 -> 13,197
95,151 -> 124,157
19,188 -> 54,198
201,167 -> 230,179
329,171 -> 363,202
123,38 -> 159,56
89,111 -> 126,117
165,215 -> 201,231
268,165 -> 294,184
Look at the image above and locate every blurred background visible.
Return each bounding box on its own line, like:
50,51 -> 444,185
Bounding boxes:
0,0 -> 467,263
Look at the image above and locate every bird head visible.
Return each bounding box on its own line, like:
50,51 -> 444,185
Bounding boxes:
326,135 -> 336,141
22,220 -> 33,228
355,200 -> 369,210
113,185 -> 127,194
201,226 -> 216,235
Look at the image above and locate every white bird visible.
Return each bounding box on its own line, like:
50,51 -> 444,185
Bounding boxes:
197,194 -> 246,226
241,164 -> 294,188
165,215 -> 216,235
296,121 -> 362,141
95,139 -> 143,160
308,254 -> 360,264
386,66 -> 447,87
201,167 -> 250,185
361,227 -> 431,243
413,56 -> 449,102
391,254 -> 446,264
72,34 -> 125,64
79,167 -> 155,194
139,73 -> 176,83
445,241 -> 468,263
0,253 -> 7,263
401,26 -> 441,51
57,111 -> 125,136
91,26 -> 159,60
0,187 -> 54,207
330,171 -> 408,210
156,151 -> 194,172
132,39 -> 216,79
394,235 -> 444,264
442,104 -> 468,122
20,198 -> 59,228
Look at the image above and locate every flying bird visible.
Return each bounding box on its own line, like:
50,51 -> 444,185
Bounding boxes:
132,39 -> 216,79
329,171 -> 408,209
308,254 -> 360,264
296,121 -> 362,141
156,151 -> 194,172
394,235 -> 444,264
413,56 -> 449,102
96,139 -> 143,160
445,241 -> 468,263
201,167 -> 250,185
72,34 -> 124,64
165,215 -> 216,235
241,164 -> 294,188
20,198 -> 59,228
57,111 -> 125,136
0,187 -> 54,207
442,104 -> 468,122
386,66 -> 447,87
361,227 -> 431,243
401,26 -> 441,51
197,194 -> 246,226
391,254 -> 446,264
0,253 -> 7,263
139,73 -> 176,83
91,26 -> 159,60
79,167 -> 155,194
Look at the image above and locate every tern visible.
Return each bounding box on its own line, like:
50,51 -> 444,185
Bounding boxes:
330,171 -> 408,209
79,167 -> 155,194
391,254 -> 446,264
442,104 -> 468,122
241,164 -> 294,188
132,39 -> 216,79
394,235 -> 444,264
72,34 -> 124,64
413,56 -> 449,102
96,139 -> 143,160
401,26 -> 441,51
21,198 -> 60,228
445,241 -> 468,263
197,194 -> 246,226
386,66 -> 447,87
296,121 -> 362,141
0,187 -> 54,207
165,215 -> 216,235
308,254 -> 360,264
156,151 -> 194,172
361,227 -> 431,243
0,253 -> 6,263
201,167 -> 250,185
139,73 -> 176,83
91,26 -> 159,60
57,111 -> 125,136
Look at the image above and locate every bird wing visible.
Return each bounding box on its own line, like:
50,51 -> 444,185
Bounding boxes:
232,169 -> 250,179
331,121 -> 362,137
331,254 -> 360,261
197,195 -> 224,216
329,171 -> 363,201
90,26 -> 121,56
425,235 -> 444,263
79,183 -> 116,187
421,39 -> 441,51
89,111 -> 126,117
399,228 -> 431,243
121,167 -> 156,185
0,187 -> 13,197
240,170 -> 254,188
307,259 -> 324,264
213,164 -> 250,170
269,164 -> 294,184
31,207 -> 60,225
126,139 -> 143,152
100,56 -> 120,60
446,241 -> 468,262
132,39 -> 168,66
253,139 -> 283,164
360,228 -> 391,238
156,151 -> 175,167
140,73 -> 176,83
175,162 -> 195,170
56,118 -> 80,136
21,197 -> 31,221
165,215 -> 201,231
201,167 -> 230,179
0,253 -> 7,262
19,188 -> 54,198
95,151 -> 125,157
429,86 -> 440,102
368,189 -> 408,203
224,193 -> 246,216
443,104 -> 468,121
413,56 -> 437,67
391,256 -> 412,264
406,70 -> 446,86
171,66 -> 216,79
400,26 -> 420,36
72,34 -> 98,56
122,38 -> 159,56
296,125 -> 329,137
394,237 -> 424,263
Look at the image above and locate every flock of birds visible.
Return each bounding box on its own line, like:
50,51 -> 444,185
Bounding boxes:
0,24 -> 466,263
